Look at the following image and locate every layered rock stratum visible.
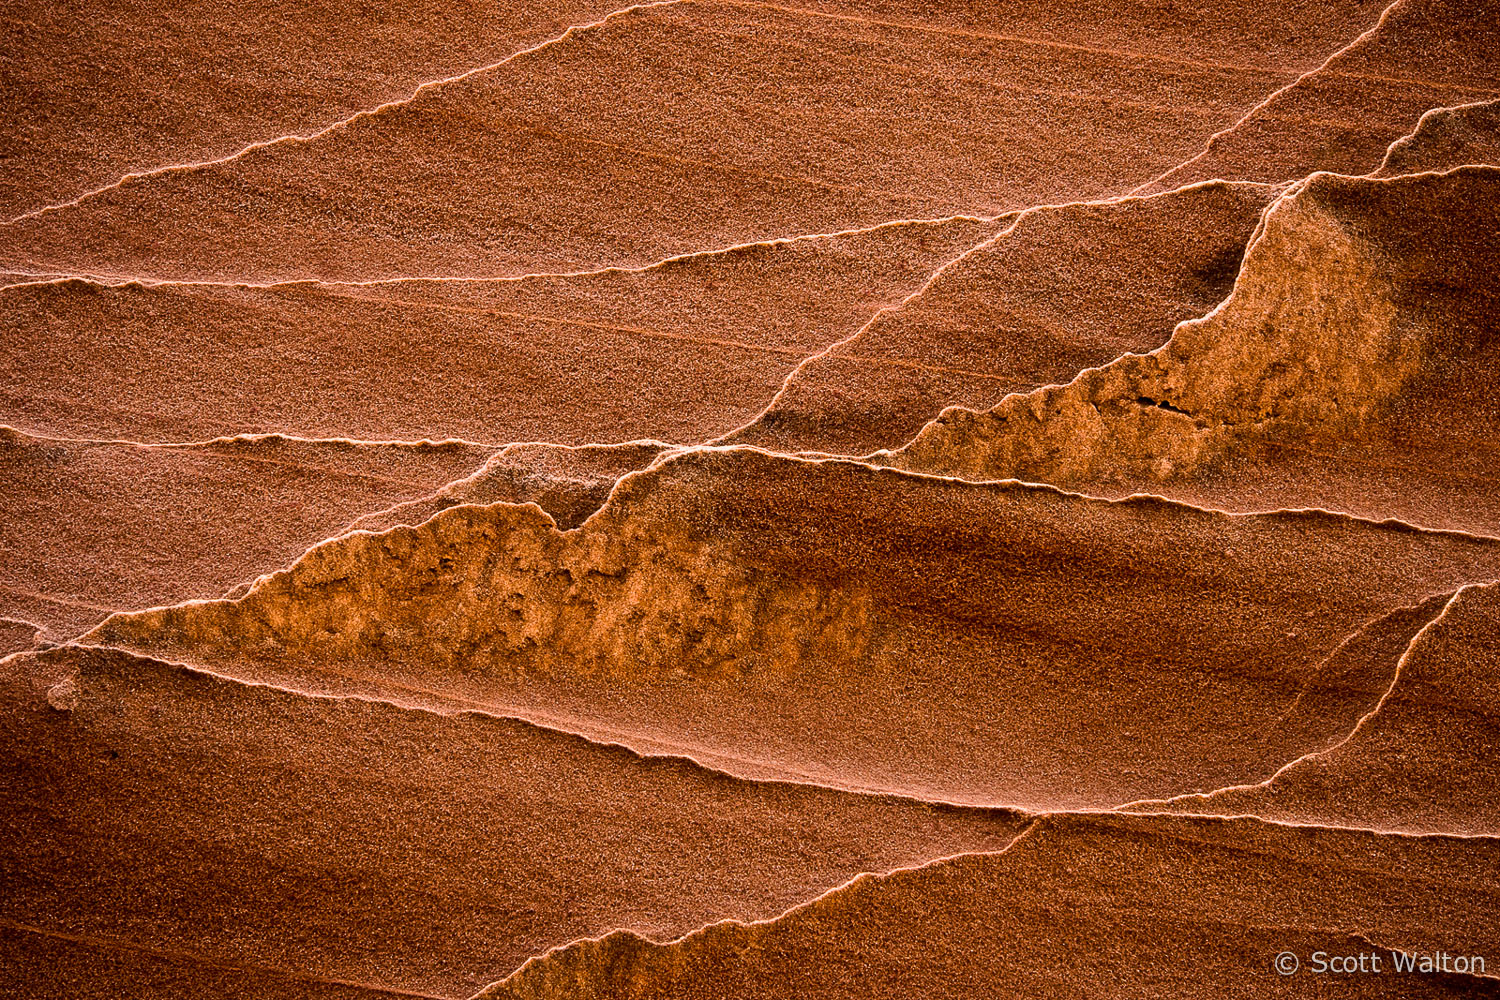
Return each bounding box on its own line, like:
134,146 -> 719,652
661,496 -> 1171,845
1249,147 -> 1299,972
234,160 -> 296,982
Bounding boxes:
3,2 -> 1499,997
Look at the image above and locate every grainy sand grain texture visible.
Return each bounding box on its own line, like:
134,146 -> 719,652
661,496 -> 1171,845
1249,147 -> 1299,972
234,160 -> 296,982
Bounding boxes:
4,0 -> 1499,996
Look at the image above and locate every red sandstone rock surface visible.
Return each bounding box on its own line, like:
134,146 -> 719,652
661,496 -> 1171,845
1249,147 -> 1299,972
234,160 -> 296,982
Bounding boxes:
3,2 -> 1499,997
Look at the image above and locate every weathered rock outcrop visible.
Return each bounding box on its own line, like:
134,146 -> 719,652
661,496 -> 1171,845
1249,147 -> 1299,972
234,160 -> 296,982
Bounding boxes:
85,447 -> 1500,808
1376,99 -> 1500,175
477,812 -> 1500,1000
890,167 -> 1500,534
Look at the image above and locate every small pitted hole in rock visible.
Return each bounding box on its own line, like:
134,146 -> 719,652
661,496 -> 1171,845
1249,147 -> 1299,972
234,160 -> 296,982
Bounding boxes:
1137,397 -> 1192,416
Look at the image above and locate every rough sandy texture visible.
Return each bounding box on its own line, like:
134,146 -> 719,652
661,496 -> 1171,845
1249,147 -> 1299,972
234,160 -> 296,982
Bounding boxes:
84,447 -> 1500,809
1,644 -> 1028,997
1135,580 -> 1500,835
479,813 -> 1500,999
0,219 -> 996,444
5,1 -> 1500,997
0,1 -> 1386,282
347,442 -> 674,534
1143,0 -> 1500,192
0,0 -> 629,219
1375,99 -> 1500,176
0,427 -> 493,648
727,181 -> 1274,455
892,167 -> 1500,534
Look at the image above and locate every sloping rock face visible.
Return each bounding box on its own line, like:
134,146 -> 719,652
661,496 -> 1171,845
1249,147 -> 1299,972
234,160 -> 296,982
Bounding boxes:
892,167 -> 1500,534
480,813 -> 1500,1000
724,181 -> 1275,456
5,2 -> 1500,998
84,447 -> 1500,812
1375,99 -> 1500,176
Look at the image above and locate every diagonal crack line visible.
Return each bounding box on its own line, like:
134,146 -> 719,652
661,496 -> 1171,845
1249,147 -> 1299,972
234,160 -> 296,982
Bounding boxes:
706,221 -> 1013,444
483,819 -> 1043,992
1259,597 -> 1442,734
711,176 -> 1265,446
334,452 -> 515,539
3,0 -> 1428,234
0,0 -> 690,228
709,27 -> 1352,450
1374,98 -> 1500,174
1113,584 -> 1474,813
0,583 -> 123,616
738,0 -> 1492,97
0,212 -> 999,290
1129,0 -> 1407,195
729,0 -> 1302,77
228,437 -> 685,588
